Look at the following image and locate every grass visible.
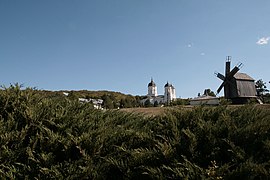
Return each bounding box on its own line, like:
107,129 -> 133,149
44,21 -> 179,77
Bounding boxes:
120,106 -> 194,117
122,104 -> 270,116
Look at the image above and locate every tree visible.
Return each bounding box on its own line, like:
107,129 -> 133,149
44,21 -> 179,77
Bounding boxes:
135,96 -> 143,107
144,99 -> 152,107
124,97 -> 133,108
119,97 -> 137,108
204,89 -> 216,97
67,91 -> 78,100
119,99 -> 125,108
154,100 -> 159,107
256,79 -> 269,96
170,99 -> 189,106
102,94 -> 114,109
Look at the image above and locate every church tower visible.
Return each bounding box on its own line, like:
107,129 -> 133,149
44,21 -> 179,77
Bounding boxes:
148,78 -> 157,97
164,82 -> 176,103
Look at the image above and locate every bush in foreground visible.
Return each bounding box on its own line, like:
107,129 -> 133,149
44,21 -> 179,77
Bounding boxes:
0,85 -> 270,179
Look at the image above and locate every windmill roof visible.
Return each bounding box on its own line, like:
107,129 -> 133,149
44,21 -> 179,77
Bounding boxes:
234,73 -> 254,81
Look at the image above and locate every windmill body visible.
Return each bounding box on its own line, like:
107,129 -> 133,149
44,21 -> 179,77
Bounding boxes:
216,58 -> 256,104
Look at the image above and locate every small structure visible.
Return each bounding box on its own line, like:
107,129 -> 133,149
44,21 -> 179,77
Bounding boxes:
63,92 -> 69,96
79,98 -> 103,109
190,90 -> 219,106
215,57 -> 256,104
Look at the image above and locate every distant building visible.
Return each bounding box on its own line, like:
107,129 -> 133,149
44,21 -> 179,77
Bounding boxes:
148,78 -> 158,97
141,78 -> 177,105
190,89 -> 219,105
79,98 -> 103,109
190,95 -> 219,106
164,82 -> 176,103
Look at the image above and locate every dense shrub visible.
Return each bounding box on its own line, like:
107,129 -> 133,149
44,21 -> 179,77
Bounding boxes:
0,85 -> 270,179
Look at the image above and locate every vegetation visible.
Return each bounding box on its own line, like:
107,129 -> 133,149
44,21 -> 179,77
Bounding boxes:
170,98 -> 190,106
263,93 -> 270,104
204,89 -> 216,97
1,85 -> 270,179
256,79 -> 270,104
16,89 -> 143,109
256,79 -> 269,96
63,90 -> 143,109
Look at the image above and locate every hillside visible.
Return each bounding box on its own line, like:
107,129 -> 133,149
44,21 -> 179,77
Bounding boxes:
58,90 -> 136,100
8,87 -> 145,109
31,89 -> 138,100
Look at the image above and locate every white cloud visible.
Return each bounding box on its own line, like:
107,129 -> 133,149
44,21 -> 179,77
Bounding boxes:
186,42 -> 194,48
256,37 -> 270,45
200,52 -> 205,56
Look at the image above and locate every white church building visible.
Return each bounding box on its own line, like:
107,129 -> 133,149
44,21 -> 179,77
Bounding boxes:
141,78 -> 176,105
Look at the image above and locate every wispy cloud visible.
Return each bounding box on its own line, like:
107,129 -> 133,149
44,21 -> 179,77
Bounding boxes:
256,37 -> 270,45
200,52 -> 205,56
187,43 -> 193,48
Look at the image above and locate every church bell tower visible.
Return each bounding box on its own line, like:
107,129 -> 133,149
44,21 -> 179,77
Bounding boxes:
148,78 -> 157,97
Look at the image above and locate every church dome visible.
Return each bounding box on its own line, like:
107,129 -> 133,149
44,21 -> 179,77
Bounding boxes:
164,82 -> 175,88
148,79 -> 156,87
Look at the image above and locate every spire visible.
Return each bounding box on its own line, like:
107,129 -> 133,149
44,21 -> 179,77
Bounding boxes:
164,81 -> 170,87
148,77 -> 156,87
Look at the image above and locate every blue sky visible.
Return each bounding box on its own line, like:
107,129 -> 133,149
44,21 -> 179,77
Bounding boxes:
0,0 -> 269,98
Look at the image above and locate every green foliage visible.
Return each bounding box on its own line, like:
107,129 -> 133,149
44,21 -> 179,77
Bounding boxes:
154,100 -> 159,107
120,96 -> 140,108
256,79 -> 269,96
263,93 -> 270,104
1,84 -> 270,179
219,97 -> 232,105
204,89 -> 216,97
64,90 -> 142,109
170,98 -> 189,106
101,94 -> 115,109
144,99 -> 153,107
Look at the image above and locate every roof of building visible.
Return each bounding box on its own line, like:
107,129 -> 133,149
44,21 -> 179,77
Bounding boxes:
148,78 -> 156,87
164,81 -> 174,88
234,73 -> 255,81
190,95 -> 219,101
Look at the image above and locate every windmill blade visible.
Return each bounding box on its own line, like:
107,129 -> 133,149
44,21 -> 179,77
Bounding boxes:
217,81 -> 225,94
227,63 -> 243,79
216,72 -> 225,81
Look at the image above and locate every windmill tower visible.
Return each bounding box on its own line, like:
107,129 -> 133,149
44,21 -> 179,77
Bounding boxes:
215,56 -> 256,104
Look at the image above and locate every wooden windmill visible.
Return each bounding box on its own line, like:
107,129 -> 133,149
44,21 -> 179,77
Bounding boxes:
215,56 -> 256,104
